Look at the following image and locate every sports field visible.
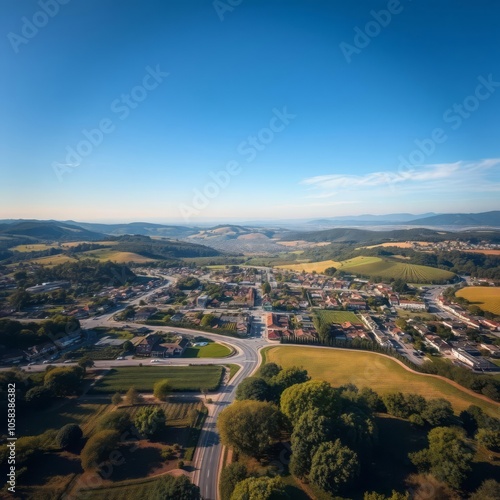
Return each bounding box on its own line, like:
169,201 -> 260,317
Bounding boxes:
90,365 -> 224,393
456,286 -> 500,315
265,346 -> 500,416
315,310 -> 363,325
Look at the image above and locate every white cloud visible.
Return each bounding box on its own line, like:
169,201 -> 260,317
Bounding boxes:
301,158 -> 500,197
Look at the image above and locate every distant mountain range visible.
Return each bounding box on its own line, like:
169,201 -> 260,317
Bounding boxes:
306,211 -> 500,227
406,211 -> 500,227
283,227 -> 500,244
0,211 -> 499,244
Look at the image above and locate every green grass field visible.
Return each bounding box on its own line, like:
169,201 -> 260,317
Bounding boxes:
315,309 -> 363,325
182,342 -> 233,358
277,255 -> 454,283
265,346 -> 500,416
277,259 -> 341,273
456,286 -> 500,315
339,256 -> 455,283
78,477 -> 164,500
83,249 -> 155,263
17,401 -> 109,436
90,365 -> 224,394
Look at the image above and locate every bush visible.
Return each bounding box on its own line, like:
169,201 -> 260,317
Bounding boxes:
56,424 -> 83,450
80,430 -> 120,471
97,410 -> 132,433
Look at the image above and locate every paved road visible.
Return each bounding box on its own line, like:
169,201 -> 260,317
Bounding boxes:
11,276 -> 456,499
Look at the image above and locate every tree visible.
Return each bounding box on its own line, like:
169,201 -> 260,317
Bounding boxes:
280,380 -> 340,424
133,406 -> 166,438
217,400 -> 283,457
476,428 -> 500,452
200,314 -> 215,327
153,379 -> 171,401
230,476 -> 288,500
24,386 -> 54,409
421,398 -> 454,427
309,440 -> 359,495
272,366 -> 310,393
409,427 -> 474,488
44,366 -> 84,396
97,410 -> 132,433
359,387 -> 385,412
324,267 -> 337,276
56,424 -> 83,450
9,290 -> 32,311
364,491 -> 409,500
220,463 -> 247,500
77,356 -> 94,374
392,279 -> 408,293
259,362 -> 281,380
111,392 -> 123,406
80,430 -> 120,471
124,386 -> 142,405
235,377 -> 271,402
261,282 -> 271,295
290,409 -> 333,478
470,479 -> 500,500
150,472 -> 201,499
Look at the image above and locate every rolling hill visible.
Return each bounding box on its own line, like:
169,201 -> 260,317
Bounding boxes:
0,221 -> 104,241
407,210 -> 500,227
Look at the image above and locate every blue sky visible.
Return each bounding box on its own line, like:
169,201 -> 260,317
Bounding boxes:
1,0 -> 500,223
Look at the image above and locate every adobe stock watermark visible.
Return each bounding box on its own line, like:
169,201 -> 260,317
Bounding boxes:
7,0 -> 71,54
178,107 -> 296,221
339,0 -> 411,63
396,74 -> 499,177
51,65 -> 168,182
213,0 -> 242,21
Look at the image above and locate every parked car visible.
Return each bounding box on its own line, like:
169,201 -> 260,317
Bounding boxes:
150,359 -> 160,364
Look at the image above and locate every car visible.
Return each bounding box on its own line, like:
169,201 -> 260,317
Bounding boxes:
150,359 -> 160,364
28,362 -> 36,366
64,359 -> 73,363
42,360 -> 50,364
116,356 -> 125,360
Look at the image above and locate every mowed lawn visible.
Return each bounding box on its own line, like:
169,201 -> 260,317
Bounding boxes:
316,309 -> 363,325
90,365 -> 224,394
456,286 -> 500,315
265,346 -> 500,417
182,342 -> 233,358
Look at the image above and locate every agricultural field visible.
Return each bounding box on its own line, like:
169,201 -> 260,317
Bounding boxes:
277,259 -> 341,273
182,341 -> 233,358
264,346 -> 500,416
89,365 -> 224,394
315,309 -> 363,325
456,286 -> 500,315
61,240 -> 118,248
17,400 -> 109,437
10,243 -> 60,252
27,253 -> 79,266
77,477 -> 164,500
339,256 -> 455,283
83,249 -> 155,263
277,255 -> 454,283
